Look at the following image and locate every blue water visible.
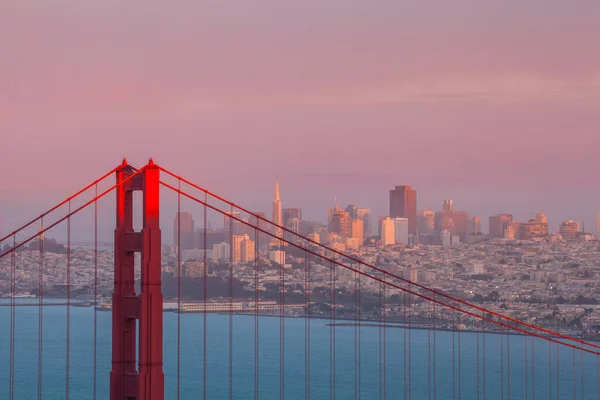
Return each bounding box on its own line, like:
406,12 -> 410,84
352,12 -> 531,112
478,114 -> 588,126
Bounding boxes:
0,303 -> 598,399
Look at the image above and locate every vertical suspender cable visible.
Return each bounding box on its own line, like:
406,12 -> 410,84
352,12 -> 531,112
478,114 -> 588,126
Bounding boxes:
507,330 -> 510,400
580,349 -> 583,400
525,332 -> 529,400
254,229 -> 259,400
383,277 -> 387,400
408,288 -> 412,400
477,319 -> 480,400
380,280 -> 383,400
556,344 -> 559,400
332,259 -> 336,400
10,235 -> 16,400
202,192 -> 208,400
66,200 -> 71,399
38,218 -> 44,400
229,206 -> 234,400
177,181 -> 181,400
329,260 -> 333,400
428,296 -> 431,400
280,236 -> 285,400
483,311 -> 486,400
532,336 -> 535,400
354,266 -> 358,400
573,348 -> 576,399
404,290 -> 407,399
548,339 -> 552,400
452,309 -> 455,400
433,294 -> 436,400
501,324 -> 505,400
458,310 -> 461,400
358,268 -> 361,399
93,184 -> 98,400
501,322 -> 504,400
305,252 -> 310,400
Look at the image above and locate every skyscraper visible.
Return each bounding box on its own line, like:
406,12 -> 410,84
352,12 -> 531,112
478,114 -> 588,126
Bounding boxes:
173,212 -> 195,250
282,208 -> 302,226
381,217 -> 395,246
350,218 -> 364,244
345,204 -> 358,219
489,214 -> 513,238
356,208 -> 372,237
329,209 -> 351,238
232,234 -> 255,264
536,212 -> 548,224
417,210 -> 435,235
559,220 -> 579,240
521,220 -> 549,240
286,217 -> 301,244
272,182 -> 283,239
390,186 -> 417,235
443,200 -> 453,212
468,217 -> 482,234
596,213 -> 600,238
223,211 -> 242,234
394,217 -> 409,245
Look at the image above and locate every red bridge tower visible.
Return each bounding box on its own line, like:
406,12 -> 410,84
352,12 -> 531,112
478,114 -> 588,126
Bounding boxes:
110,160 -> 164,400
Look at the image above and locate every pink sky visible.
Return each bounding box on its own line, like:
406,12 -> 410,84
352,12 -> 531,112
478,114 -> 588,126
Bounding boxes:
1,0 -> 599,236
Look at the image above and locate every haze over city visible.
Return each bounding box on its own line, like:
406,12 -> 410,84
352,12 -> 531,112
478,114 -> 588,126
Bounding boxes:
3,2 -> 600,399
2,1 -> 600,232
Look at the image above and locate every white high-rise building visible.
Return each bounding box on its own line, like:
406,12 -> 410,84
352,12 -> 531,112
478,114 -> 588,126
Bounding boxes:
212,242 -> 230,263
596,213 -> 600,238
286,217 -> 301,244
381,217 -> 395,246
272,182 -> 283,239
393,217 -> 409,244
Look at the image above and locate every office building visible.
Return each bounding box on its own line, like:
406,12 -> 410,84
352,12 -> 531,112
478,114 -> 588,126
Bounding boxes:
389,186 -> 417,234
536,212 -> 548,224
520,220 -> 549,240
282,208 -> 302,227
329,209 -> 351,238
443,200 -> 453,212
356,208 -> 372,237
350,218 -> 364,244
559,220 -> 579,240
286,217 -> 301,244
394,217 -> 409,245
468,217 -> 482,234
417,210 -> 435,235
212,242 -> 230,263
489,214 -> 513,238
173,212 -> 195,250
345,204 -> 358,219
381,217 -> 395,246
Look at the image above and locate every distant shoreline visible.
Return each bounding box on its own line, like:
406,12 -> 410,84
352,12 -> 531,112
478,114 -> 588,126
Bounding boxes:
2,297 -> 597,343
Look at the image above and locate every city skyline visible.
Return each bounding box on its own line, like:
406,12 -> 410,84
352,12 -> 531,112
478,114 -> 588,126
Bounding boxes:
2,2 -> 600,236
1,176 -> 599,243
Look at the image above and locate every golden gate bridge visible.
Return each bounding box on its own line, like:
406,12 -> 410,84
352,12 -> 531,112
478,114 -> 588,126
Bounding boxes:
0,159 -> 599,399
